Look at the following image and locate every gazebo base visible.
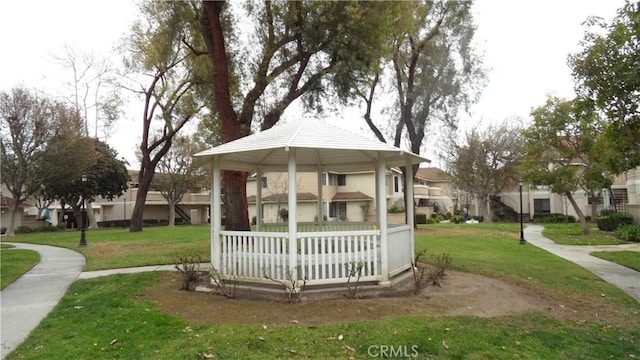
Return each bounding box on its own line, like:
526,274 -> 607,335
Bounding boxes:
199,268 -> 415,303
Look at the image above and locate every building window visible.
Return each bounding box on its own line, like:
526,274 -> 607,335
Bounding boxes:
261,176 -> 268,189
329,202 -> 347,220
393,175 -> 403,193
337,174 -> 346,186
534,199 -> 550,214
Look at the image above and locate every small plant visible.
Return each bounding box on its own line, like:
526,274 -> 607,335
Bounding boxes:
264,267 -> 307,303
426,252 -> 453,287
345,260 -> 365,299
410,249 -> 428,294
174,254 -> 203,291
209,266 -> 239,298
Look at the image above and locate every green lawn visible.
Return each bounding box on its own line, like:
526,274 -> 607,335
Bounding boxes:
6,272 -> 639,360
1,246 -> 40,289
5,223 -> 640,359
1,225 -> 210,271
542,223 -> 628,245
591,250 -> 640,271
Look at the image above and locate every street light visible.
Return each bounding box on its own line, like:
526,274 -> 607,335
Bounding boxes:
79,175 -> 88,246
518,179 -> 526,245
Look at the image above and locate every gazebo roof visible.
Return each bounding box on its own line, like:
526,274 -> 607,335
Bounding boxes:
195,118 -> 430,172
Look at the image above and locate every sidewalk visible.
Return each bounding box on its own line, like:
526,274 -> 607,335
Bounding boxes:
524,224 -> 640,302
1,243 -> 85,359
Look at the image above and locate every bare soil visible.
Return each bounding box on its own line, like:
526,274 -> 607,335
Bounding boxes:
141,270 -> 556,326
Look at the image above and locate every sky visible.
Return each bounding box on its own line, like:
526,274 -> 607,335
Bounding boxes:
0,0 -> 626,168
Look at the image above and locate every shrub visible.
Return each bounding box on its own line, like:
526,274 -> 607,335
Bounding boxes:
597,212 -> 634,232
415,213 -> 427,224
452,215 -> 465,224
15,226 -> 34,234
388,205 -> 404,214
533,213 -> 576,223
425,218 -> 438,224
616,224 -> 640,242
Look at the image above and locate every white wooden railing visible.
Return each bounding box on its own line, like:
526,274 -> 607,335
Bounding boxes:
387,225 -> 413,277
219,224 -> 411,286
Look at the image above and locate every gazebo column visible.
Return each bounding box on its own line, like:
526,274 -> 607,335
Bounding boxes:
317,170 -> 324,230
211,158 -> 222,273
376,157 -> 390,285
256,169 -> 262,231
405,159 -> 415,258
287,148 -> 298,279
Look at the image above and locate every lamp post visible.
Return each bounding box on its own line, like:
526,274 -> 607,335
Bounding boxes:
518,179 -> 526,245
79,175 -> 88,246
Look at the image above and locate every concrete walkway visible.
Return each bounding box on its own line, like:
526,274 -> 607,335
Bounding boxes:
524,224 -> 640,301
1,243 -> 85,359
1,228 -> 638,358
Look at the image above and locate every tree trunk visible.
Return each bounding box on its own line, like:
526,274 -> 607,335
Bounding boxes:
5,200 -> 19,236
202,2 -> 251,231
168,201 -> 176,227
130,168 -> 155,232
223,170 -> 250,230
565,190 -> 589,235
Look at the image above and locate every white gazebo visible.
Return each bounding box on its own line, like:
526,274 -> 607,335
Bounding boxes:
195,118 -> 429,288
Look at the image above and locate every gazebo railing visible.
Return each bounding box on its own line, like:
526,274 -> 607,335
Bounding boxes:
219,224 -> 412,286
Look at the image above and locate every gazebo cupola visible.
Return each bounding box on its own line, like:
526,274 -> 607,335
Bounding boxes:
195,118 -> 429,288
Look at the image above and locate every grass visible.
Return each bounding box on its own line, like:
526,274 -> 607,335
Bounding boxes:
541,223 -> 628,245
5,222 -> 640,359
1,246 -> 40,289
6,272 -> 640,360
591,250 -> 640,271
416,223 -> 638,308
1,225 -> 210,271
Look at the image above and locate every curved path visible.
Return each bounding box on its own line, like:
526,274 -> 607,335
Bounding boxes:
524,224 -> 640,302
0,243 -> 85,359
1,227 -> 638,358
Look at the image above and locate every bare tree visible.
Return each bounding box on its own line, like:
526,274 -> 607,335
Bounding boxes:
443,119 -> 523,222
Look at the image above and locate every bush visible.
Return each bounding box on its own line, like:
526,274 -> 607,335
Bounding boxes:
597,212 -> 634,232
533,213 -> 576,223
616,224 -> 640,242
388,205 -> 404,214
15,226 -> 34,234
425,218 -> 438,224
452,215 -> 465,224
415,213 -> 427,224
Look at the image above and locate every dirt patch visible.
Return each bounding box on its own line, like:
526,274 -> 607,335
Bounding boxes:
141,270 -> 553,326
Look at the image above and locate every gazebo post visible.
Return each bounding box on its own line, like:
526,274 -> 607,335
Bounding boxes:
211,158 -> 222,272
376,157 -> 390,285
287,148 -> 298,281
317,170 -> 323,230
256,169 -> 262,231
405,158 -> 415,258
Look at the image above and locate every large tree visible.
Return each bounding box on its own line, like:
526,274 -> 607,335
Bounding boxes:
0,87 -> 56,236
520,96 -> 612,235
568,1 -> 640,173
444,120 -> 523,222
200,1 -> 402,230
357,0 -> 485,218
121,1 -> 208,232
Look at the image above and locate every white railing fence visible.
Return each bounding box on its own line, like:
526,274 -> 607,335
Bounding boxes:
219,225 -> 411,286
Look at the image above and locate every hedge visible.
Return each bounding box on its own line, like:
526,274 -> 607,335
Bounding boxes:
616,224 -> 640,242
533,213 -> 576,223
596,212 -> 634,232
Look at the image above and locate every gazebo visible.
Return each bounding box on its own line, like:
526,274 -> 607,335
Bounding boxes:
195,118 -> 429,289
